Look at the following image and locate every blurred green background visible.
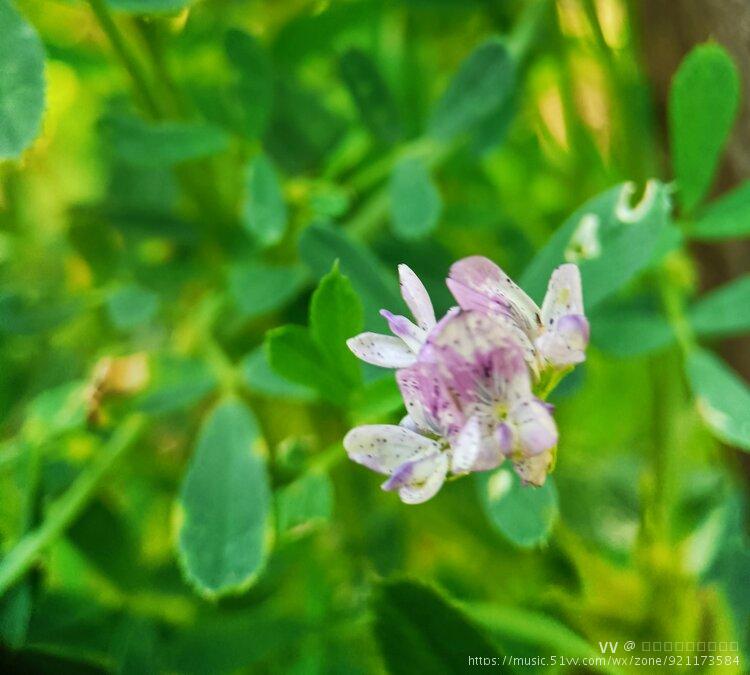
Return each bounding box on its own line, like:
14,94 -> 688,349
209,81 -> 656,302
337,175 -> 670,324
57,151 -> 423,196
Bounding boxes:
0,0 -> 749,672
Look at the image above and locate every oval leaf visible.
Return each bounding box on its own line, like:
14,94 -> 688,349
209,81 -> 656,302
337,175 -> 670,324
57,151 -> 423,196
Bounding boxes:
390,157 -> 442,241
477,466 -> 559,548
177,400 -> 273,597
689,275 -> 750,338
669,44 -> 740,213
229,262 -> 307,319
688,181 -> 750,240
429,39 -> 515,141
242,154 -> 287,247
0,0 -> 45,159
686,348 -> 750,451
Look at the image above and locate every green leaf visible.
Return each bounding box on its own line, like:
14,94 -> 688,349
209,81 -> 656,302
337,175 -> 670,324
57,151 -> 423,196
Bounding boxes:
276,472 -> 333,538
0,581 -> 32,648
477,466 -> 559,548
685,348 -> 750,451
107,284 -> 159,330
178,399 -> 273,598
0,291 -> 81,335
429,38 -> 516,141
521,181 -> 671,310
240,347 -> 316,402
372,579 -> 503,675
298,222 -> 401,331
229,262 -> 307,319
350,376 -> 404,422
689,275 -> 750,337
103,114 -> 229,166
309,263 -> 363,386
390,157 -> 442,241
224,29 -> 273,139
105,0 -> 196,12
24,381 -> 87,443
0,0 -> 45,160
688,181 -> 750,240
339,48 -> 401,144
265,325 -> 351,406
669,44 -> 740,213
242,154 -> 288,247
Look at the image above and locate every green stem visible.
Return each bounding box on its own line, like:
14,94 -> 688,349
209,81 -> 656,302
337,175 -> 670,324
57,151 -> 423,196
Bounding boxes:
0,416 -> 146,596
86,0 -> 164,119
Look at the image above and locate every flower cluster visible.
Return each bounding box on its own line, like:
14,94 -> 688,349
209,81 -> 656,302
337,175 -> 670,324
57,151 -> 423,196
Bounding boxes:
344,257 -> 589,504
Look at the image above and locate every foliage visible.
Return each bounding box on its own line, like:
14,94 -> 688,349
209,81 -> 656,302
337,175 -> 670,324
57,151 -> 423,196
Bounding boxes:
0,0 -> 749,672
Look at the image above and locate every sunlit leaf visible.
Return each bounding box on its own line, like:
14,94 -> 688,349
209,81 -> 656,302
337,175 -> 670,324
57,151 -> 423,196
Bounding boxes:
429,38 -> 515,141
309,263 -> 363,387
689,275 -> 750,338
229,262 -> 307,319
178,399 -> 273,598
372,579 -> 503,675
688,181 -> 750,240
477,466 -> 559,548
242,154 -> 288,247
107,284 -> 159,331
669,44 -> 739,213
103,114 -> 229,166
390,157 -> 442,240
340,48 -> 401,143
686,348 -> 750,451
0,0 -> 45,159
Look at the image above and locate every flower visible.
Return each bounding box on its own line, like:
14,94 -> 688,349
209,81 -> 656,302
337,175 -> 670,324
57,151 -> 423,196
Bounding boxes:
347,264 -> 438,368
447,256 -> 589,370
418,310 -> 558,485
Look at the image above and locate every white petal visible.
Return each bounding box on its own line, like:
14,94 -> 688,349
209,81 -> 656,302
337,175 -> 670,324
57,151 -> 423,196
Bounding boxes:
535,314 -> 589,368
344,425 -> 441,475
448,256 -> 541,336
398,264 -> 436,331
385,452 -> 449,504
347,333 -> 416,368
540,264 -> 584,326
451,416 -> 482,474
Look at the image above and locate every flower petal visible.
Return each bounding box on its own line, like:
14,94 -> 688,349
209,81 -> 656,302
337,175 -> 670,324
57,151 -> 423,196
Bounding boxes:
344,424 -> 441,475
513,447 -> 554,487
382,452 -> 449,504
397,361 -> 464,437
380,310 -> 426,353
423,311 -> 534,410
398,264 -> 436,331
540,264 -> 584,326
448,256 -> 541,335
535,313 -> 589,367
510,399 -> 558,456
451,416 -> 482,473
347,333 -> 416,368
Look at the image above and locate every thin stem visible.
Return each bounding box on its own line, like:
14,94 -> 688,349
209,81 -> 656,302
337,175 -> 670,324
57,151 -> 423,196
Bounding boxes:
0,416 -> 146,596
86,0 -> 164,119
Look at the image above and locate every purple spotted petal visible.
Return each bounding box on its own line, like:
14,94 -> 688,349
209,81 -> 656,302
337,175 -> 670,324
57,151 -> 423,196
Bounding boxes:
347,333 -> 416,369
344,424 -> 440,474
380,309 -> 426,353
398,264 -> 436,331
448,256 -> 541,335
397,361 -> 464,438
451,416 -> 482,474
540,264 -> 584,326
